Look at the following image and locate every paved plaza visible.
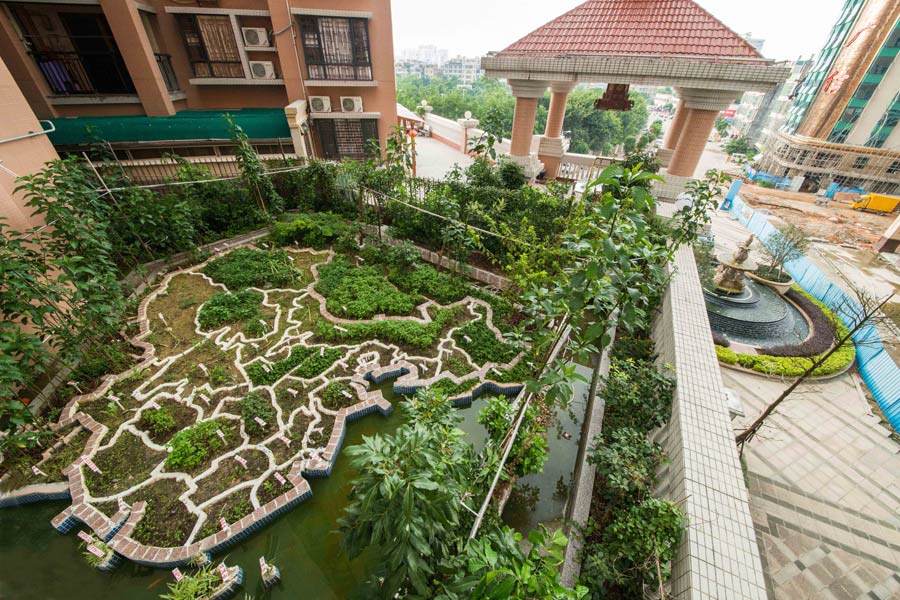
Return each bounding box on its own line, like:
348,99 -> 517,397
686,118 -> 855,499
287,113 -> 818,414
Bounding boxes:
710,207 -> 900,599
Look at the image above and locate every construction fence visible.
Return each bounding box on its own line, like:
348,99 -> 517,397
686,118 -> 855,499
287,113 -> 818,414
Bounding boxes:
727,194 -> 900,432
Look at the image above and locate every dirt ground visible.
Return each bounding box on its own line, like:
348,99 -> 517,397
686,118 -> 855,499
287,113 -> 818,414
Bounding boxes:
738,183 -> 897,249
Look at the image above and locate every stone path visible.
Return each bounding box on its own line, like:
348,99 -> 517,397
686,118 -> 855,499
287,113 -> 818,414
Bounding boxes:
725,368 -> 900,600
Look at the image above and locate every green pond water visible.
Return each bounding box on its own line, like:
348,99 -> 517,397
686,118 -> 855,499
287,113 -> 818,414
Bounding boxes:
0,374 -> 588,600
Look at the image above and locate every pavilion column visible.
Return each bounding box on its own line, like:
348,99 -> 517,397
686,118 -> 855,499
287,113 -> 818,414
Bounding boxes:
663,98 -> 688,149
666,89 -> 737,178
539,81 -> 576,180
100,0 -> 174,116
507,79 -> 549,178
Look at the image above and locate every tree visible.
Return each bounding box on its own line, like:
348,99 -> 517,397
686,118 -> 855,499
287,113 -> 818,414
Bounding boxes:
338,389 -> 477,597
735,285 -> 898,453
724,136 -> 754,157
338,387 -> 587,599
757,223 -> 809,281
227,115 -> 283,216
714,116 -> 730,137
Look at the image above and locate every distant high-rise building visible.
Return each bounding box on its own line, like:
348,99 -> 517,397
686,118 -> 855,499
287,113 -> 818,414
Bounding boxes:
401,44 -> 449,66
733,59 -> 811,144
441,56 -> 483,84
757,0 -> 900,194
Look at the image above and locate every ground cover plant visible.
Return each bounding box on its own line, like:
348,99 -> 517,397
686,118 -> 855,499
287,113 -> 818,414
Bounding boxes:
2,240 -> 528,553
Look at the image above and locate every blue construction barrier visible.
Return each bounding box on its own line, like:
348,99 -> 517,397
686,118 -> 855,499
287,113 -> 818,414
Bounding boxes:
824,182 -> 865,199
743,166 -> 793,189
726,195 -> 900,433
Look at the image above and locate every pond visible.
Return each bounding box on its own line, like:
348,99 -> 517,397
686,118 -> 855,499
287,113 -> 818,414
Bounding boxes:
0,374 -> 589,600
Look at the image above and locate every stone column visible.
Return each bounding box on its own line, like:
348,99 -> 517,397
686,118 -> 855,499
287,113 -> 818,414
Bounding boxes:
100,0 -> 175,117
267,0 -> 304,102
539,81 -> 575,180
666,89 -> 737,178
507,79 -> 548,177
663,98 -> 688,149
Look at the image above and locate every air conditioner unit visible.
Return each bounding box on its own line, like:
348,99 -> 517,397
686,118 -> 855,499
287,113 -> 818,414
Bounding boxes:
249,60 -> 276,79
241,27 -> 269,48
309,96 -> 332,113
341,96 -> 364,112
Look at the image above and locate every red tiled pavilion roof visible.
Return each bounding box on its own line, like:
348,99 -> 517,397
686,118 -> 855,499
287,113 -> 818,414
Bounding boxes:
501,0 -> 764,60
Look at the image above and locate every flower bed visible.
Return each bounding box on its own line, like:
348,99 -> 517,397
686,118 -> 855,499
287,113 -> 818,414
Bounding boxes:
3,240 -> 528,560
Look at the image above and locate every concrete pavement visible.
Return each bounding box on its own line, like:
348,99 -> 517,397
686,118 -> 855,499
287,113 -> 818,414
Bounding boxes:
709,208 -> 900,599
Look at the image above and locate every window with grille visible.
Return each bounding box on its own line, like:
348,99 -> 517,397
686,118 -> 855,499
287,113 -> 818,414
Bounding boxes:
315,119 -> 379,160
176,14 -> 243,78
887,161 -> 900,175
852,156 -> 869,170
299,16 -> 372,80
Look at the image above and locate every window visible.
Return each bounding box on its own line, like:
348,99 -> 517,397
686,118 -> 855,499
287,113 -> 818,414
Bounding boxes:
315,119 -> 378,160
176,15 -> 243,78
888,161 -> 900,175
299,16 -> 372,80
852,156 -> 868,169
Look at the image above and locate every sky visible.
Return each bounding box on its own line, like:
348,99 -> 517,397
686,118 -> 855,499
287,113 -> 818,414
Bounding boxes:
391,0 -> 845,62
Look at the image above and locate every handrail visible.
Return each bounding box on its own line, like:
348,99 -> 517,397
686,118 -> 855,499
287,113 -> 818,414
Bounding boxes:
0,120 -> 56,146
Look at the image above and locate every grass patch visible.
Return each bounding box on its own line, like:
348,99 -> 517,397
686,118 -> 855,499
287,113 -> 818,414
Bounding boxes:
84,432 -> 166,497
320,381 -> 358,410
192,449 -> 268,504
258,472 -> 293,505
128,479 -> 195,547
196,489 -> 254,540
390,264 -> 468,305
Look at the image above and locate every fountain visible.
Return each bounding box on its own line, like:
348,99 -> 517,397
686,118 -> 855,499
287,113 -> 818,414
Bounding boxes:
714,235 -> 757,294
703,235 -> 810,348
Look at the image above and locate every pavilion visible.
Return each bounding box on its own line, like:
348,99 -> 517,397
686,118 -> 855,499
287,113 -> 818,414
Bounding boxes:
481,0 -> 791,197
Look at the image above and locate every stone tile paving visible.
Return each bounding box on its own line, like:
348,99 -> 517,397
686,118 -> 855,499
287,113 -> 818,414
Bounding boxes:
724,368 -> 900,600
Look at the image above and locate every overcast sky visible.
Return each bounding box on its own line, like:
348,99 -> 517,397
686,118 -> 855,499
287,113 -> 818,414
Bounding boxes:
391,0 -> 844,62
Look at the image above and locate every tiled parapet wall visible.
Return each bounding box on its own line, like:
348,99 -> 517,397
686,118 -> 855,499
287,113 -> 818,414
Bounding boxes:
651,245 -> 767,599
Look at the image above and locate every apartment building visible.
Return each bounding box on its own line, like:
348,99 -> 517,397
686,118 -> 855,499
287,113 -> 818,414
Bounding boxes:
441,56 -> 482,84
756,0 -> 900,193
0,0 -> 397,163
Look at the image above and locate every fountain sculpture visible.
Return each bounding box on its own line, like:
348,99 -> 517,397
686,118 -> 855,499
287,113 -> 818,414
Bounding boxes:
714,234 -> 758,294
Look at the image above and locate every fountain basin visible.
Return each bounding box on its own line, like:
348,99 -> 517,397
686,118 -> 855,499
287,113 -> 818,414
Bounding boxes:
704,278 -> 809,347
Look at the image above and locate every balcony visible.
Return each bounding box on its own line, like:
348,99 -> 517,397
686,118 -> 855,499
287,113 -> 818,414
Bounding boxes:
31,50 -> 134,96
154,53 -> 180,93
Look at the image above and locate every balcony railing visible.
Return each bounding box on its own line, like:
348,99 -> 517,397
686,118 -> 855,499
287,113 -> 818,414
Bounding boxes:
31,50 -> 134,95
154,53 -> 180,93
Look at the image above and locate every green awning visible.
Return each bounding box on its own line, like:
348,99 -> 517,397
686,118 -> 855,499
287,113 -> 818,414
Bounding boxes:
48,108 -> 290,146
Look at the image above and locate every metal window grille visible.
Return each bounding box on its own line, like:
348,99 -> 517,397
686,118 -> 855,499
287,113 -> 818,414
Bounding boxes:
175,14 -> 243,78
299,15 -> 372,81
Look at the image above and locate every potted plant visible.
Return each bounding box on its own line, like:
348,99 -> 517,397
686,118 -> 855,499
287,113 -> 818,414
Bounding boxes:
750,223 -> 808,295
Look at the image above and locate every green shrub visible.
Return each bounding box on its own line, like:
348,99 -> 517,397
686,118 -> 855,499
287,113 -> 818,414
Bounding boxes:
142,407 -> 176,435
391,264 -> 468,305
202,248 -> 298,290
198,290 -> 264,331
610,336 -> 656,362
269,212 -> 354,248
601,359 -> 675,435
315,255 -> 418,318
166,421 -> 230,470
241,392 -> 275,436
478,395 -> 548,477
321,381 -> 357,409
453,313 -> 520,365
160,564 -> 221,600
588,428 -> 664,505
497,159 -> 528,190
715,345 -> 738,364
209,365 -> 232,385
582,498 -> 684,595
